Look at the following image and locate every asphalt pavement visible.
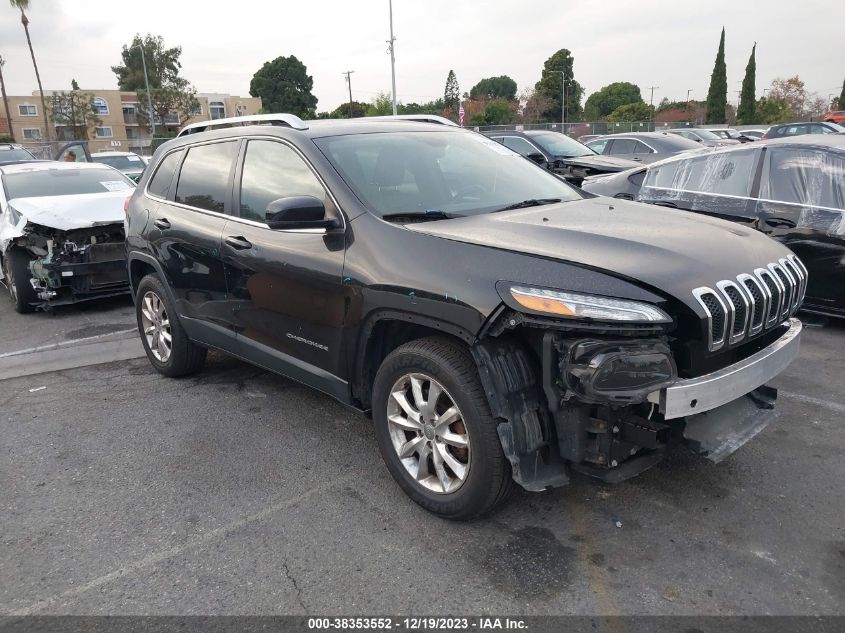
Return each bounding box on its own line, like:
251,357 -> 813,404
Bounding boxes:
0,296 -> 842,616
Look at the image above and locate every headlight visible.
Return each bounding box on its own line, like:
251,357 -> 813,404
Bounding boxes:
508,286 -> 671,323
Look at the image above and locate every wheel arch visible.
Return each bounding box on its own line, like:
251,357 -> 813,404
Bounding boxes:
352,310 -> 475,411
127,252 -> 175,305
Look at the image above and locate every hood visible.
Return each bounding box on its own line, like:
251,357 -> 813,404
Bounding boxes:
558,154 -> 641,172
9,191 -> 129,231
404,197 -> 792,308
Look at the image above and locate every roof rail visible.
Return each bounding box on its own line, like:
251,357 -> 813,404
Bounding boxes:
363,114 -> 459,127
177,113 -> 308,137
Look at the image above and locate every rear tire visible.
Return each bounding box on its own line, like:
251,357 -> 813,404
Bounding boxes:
372,336 -> 513,520
3,248 -> 37,314
135,273 -> 206,377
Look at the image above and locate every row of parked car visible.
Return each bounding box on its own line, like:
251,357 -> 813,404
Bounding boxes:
483,125 -> 844,319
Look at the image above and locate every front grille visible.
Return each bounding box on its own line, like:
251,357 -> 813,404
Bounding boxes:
693,254 -> 805,352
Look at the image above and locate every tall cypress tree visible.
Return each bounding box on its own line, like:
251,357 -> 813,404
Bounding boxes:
705,28 -> 728,124
838,77 -> 845,110
736,44 -> 756,124
443,70 -> 460,111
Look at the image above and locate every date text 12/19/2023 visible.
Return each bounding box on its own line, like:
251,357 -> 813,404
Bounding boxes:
307,617 -> 528,631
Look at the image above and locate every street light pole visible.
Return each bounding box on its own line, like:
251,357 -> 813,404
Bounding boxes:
387,0 -> 397,116
131,43 -> 156,136
648,85 -> 659,122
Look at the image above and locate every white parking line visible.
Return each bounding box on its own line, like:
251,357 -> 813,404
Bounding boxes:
6,475 -> 351,615
780,391 -> 845,415
0,328 -> 137,359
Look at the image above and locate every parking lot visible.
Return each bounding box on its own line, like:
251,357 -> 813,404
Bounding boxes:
0,296 -> 842,616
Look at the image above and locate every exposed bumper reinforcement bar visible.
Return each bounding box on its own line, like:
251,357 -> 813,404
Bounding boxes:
650,318 -> 802,420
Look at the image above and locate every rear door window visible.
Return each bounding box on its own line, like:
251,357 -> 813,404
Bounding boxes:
174,141 -> 239,213
147,150 -> 183,199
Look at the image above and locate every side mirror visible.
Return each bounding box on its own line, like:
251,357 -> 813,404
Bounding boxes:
265,196 -> 334,230
526,152 -> 546,164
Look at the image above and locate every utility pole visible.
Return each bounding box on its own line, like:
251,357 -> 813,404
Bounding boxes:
648,86 -> 659,125
387,0 -> 397,115
343,70 -> 355,118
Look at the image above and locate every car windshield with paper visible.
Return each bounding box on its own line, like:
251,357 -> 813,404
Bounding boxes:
315,130 -> 582,219
4,167 -> 135,200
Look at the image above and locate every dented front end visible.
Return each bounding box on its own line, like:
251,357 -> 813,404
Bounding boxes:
473,308 -> 800,491
10,223 -> 130,308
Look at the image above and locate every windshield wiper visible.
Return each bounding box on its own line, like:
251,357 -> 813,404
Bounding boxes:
492,198 -> 562,213
381,210 -> 459,222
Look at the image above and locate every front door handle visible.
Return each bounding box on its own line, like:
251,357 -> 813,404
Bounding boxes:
224,235 -> 253,250
153,218 -> 171,230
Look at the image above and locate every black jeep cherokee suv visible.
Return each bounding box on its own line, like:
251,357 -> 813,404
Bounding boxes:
126,115 -> 805,519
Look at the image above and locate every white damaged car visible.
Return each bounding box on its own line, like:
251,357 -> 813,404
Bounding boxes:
0,161 -> 135,313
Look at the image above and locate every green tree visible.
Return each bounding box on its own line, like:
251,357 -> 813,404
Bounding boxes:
755,96 -> 791,124
329,101 -> 368,118
705,27 -> 728,124
400,99 -> 444,115
367,92 -> 395,116
9,0 -> 50,140
535,49 -> 584,122
113,34 -> 199,133
606,102 -> 653,122
583,82 -> 643,120
249,55 -> 318,119
838,77 -> 845,110
469,76 -> 517,101
481,99 -> 514,125
736,43 -> 757,124
443,70 -> 460,111
112,34 -> 184,91
49,79 -> 102,139
768,76 -> 806,118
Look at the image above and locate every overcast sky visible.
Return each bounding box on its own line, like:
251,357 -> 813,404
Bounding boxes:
1,0 -> 840,112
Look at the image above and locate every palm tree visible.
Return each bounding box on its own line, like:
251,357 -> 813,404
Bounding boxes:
10,0 -> 51,141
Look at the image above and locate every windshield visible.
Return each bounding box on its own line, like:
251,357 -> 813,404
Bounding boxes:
315,131 -> 582,218
0,148 -> 36,163
93,155 -> 144,171
4,168 -> 135,199
527,132 -> 594,157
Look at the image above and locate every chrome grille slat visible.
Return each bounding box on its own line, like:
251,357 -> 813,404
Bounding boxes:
694,256 -> 807,352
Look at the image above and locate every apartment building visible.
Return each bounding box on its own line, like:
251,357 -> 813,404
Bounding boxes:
0,89 -> 262,154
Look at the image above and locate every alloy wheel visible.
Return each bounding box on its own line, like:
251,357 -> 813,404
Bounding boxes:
140,290 -> 172,362
386,373 -> 471,494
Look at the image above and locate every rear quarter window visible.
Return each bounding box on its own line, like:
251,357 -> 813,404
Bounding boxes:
147,150 -> 183,199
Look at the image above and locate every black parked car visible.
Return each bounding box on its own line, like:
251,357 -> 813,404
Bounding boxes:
584,132 -> 703,164
127,114 -> 804,519
762,121 -> 844,139
482,129 -> 639,186
584,135 -> 844,318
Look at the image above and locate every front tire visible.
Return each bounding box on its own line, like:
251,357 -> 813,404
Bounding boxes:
135,274 -> 206,377
3,248 -> 37,314
372,336 -> 513,520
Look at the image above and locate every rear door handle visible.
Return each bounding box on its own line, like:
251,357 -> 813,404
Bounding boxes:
224,235 -> 253,250
153,218 -> 171,230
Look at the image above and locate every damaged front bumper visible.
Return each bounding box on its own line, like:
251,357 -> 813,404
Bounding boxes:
475,317 -> 802,491
28,241 -> 130,308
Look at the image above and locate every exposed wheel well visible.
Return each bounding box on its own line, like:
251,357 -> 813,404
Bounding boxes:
355,319 -> 470,411
129,259 -> 157,295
